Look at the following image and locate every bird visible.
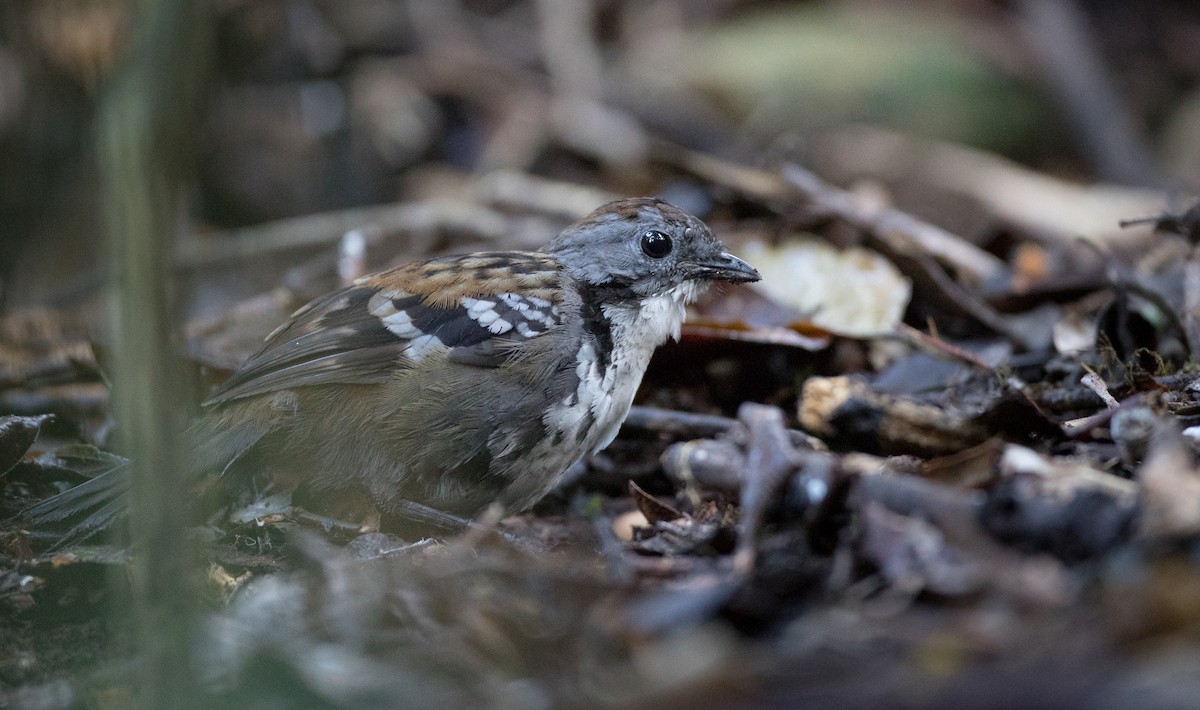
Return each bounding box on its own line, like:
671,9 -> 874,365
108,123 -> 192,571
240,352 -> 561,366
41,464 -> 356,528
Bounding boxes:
19,197 -> 760,543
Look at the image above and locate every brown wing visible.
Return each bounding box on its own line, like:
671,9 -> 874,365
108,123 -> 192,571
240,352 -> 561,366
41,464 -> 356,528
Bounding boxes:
203,252 -> 565,406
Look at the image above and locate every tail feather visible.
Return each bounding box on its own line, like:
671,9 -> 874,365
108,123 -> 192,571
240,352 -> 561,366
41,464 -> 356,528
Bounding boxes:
77,496 -> 132,540
17,462 -> 132,548
15,413 -> 276,549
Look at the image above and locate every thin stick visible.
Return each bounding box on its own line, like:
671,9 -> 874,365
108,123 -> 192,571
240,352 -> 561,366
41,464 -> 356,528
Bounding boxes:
894,323 -> 995,372
655,143 -> 1009,283
175,200 -> 514,268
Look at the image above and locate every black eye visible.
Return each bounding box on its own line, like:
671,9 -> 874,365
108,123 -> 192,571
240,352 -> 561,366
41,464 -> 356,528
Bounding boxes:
640,230 -> 673,259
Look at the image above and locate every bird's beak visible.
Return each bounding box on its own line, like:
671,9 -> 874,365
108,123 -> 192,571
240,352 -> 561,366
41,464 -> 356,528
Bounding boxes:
689,252 -> 761,283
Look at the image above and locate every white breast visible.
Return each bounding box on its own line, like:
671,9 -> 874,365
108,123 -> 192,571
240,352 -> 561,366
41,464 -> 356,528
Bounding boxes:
545,281 -> 702,453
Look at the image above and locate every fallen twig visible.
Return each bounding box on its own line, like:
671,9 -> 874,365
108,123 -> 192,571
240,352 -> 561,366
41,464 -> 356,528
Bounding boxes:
176,200 -> 521,268
894,323 -> 996,371
657,143 -> 1009,283
624,405 -> 821,449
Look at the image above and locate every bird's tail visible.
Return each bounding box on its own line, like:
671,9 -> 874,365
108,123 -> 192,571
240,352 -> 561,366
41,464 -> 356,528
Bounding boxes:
15,413 -> 277,549
17,461 -> 132,548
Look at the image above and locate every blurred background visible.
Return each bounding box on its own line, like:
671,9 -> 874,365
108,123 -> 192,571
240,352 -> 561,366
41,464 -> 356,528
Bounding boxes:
2,0 -> 1197,313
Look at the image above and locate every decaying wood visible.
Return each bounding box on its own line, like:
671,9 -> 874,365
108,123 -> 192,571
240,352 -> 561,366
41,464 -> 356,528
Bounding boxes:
799,376 -> 989,456
980,444 -> 1138,560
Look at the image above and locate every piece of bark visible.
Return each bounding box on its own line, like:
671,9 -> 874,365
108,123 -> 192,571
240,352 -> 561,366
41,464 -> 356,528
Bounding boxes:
799,376 -> 988,456
980,445 -> 1138,561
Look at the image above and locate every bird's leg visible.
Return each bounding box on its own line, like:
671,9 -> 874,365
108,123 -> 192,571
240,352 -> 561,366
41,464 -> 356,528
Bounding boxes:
381,499 -> 536,548
383,499 -> 476,535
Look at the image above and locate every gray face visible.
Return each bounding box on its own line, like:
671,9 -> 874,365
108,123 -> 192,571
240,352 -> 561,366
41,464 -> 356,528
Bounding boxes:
544,198 -> 760,297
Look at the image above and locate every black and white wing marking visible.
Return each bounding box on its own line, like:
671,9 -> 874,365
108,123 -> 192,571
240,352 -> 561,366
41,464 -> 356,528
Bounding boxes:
204,253 -> 565,406
368,290 -> 562,367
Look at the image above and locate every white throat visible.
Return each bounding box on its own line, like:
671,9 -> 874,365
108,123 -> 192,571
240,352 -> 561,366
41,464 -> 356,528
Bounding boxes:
577,281 -> 706,449
605,281 -> 698,351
